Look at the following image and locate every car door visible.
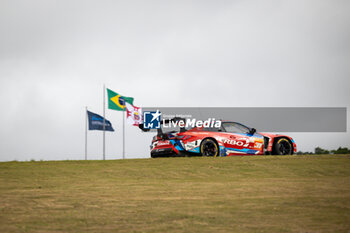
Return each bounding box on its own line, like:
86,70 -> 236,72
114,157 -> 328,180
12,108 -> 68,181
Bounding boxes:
220,122 -> 262,155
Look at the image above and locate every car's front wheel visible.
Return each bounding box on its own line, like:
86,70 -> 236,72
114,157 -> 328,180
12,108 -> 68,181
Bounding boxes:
273,138 -> 293,155
200,138 -> 219,157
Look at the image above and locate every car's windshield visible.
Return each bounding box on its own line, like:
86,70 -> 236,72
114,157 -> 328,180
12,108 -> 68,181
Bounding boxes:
222,122 -> 251,134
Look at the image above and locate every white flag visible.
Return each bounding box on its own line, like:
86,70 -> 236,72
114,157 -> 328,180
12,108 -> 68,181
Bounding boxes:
125,102 -> 143,126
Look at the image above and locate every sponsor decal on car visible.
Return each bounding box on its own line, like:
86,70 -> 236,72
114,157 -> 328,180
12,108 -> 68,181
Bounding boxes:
254,142 -> 263,149
184,140 -> 201,151
157,141 -> 171,146
223,139 -> 250,147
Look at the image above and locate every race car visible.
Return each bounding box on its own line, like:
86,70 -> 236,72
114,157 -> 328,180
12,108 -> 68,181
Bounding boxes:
139,118 -> 297,158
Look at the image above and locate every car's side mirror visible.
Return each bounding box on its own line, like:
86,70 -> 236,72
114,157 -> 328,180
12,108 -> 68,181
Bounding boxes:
249,128 -> 256,135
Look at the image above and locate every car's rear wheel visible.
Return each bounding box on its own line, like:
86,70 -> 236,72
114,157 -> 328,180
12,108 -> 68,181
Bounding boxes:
273,138 -> 293,155
200,138 -> 219,157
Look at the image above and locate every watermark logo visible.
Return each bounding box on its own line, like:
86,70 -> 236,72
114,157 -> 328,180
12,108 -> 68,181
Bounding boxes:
143,110 -> 161,129
163,118 -> 221,128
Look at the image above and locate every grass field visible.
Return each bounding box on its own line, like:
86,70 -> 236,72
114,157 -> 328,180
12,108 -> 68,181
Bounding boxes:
0,155 -> 349,232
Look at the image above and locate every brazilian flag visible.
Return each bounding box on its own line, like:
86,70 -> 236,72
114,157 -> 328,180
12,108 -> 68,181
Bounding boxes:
107,88 -> 134,111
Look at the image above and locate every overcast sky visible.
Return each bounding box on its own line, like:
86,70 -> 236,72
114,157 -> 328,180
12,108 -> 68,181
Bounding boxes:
0,0 -> 349,161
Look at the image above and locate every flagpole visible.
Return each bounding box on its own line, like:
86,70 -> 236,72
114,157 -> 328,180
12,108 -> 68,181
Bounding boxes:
123,109 -> 125,159
103,84 -> 106,160
85,106 -> 88,160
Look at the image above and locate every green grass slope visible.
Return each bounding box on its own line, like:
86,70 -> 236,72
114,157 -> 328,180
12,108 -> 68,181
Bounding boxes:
0,155 -> 349,232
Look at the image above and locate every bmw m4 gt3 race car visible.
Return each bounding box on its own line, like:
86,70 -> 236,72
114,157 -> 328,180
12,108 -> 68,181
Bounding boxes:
140,118 -> 297,158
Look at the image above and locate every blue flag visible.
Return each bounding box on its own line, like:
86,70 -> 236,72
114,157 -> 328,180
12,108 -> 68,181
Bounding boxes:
87,111 -> 114,131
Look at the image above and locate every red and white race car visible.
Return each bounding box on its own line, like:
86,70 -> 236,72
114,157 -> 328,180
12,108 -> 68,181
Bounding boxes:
140,118 -> 296,158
